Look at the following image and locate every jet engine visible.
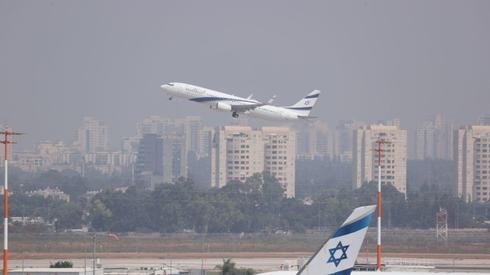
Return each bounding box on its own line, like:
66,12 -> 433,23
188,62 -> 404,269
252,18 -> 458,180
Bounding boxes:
209,102 -> 232,112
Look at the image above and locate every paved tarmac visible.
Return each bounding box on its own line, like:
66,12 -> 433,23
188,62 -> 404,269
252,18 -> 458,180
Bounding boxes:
8,256 -> 490,273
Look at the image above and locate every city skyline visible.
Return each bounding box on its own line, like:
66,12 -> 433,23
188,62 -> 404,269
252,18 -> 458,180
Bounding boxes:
7,114 -> 490,202
8,113 -> 490,159
1,1 -> 490,148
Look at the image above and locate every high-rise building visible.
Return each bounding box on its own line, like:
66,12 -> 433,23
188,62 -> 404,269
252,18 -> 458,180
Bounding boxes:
415,114 -> 453,160
12,141 -> 77,172
415,121 -> 435,160
83,151 -> 133,174
333,120 -> 365,162
199,127 -> 214,158
38,141 -> 67,166
76,117 -> 108,153
184,116 -> 202,157
134,134 -> 164,189
262,127 -> 296,198
134,133 -> 187,189
136,116 -> 172,136
211,126 -> 264,188
121,136 -> 140,155
136,116 -> 206,159
163,133 -> 187,181
433,114 -> 454,160
295,121 -> 330,160
353,124 -> 408,194
454,125 -> 490,202
12,152 -> 44,172
211,125 -> 296,197
74,117 -> 139,174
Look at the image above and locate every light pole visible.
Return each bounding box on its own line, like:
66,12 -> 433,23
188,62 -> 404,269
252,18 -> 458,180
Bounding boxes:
91,232 -> 119,275
1,129 -> 23,275
92,234 -> 96,275
374,139 -> 389,272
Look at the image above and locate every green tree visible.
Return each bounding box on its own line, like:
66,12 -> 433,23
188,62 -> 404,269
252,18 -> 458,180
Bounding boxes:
90,198 -> 112,231
53,202 -> 83,230
50,261 -> 73,268
216,259 -> 255,275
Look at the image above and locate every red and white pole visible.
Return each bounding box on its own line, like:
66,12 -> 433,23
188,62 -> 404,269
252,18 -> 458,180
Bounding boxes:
1,129 -> 22,275
2,132 -> 8,275
376,150 -> 382,272
374,139 -> 388,272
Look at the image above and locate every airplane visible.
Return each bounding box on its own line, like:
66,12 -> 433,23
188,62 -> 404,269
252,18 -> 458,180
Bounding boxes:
160,82 -> 320,121
257,205 -> 490,275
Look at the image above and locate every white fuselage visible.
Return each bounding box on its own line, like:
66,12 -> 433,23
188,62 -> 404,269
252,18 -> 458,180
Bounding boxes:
161,82 -> 302,120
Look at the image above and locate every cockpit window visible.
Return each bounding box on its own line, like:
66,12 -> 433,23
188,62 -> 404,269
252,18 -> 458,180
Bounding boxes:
167,83 -> 175,86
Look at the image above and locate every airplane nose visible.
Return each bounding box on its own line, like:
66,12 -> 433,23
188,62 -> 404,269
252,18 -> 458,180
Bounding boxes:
161,83 -> 171,91
161,83 -> 176,97
161,83 -> 175,90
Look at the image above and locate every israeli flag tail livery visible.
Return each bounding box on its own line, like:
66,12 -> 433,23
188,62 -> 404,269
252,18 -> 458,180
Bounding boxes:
286,90 -> 321,117
297,205 -> 376,275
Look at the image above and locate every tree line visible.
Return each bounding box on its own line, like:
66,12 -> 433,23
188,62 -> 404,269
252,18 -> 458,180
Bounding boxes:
89,174 -> 487,233
3,168 -> 489,232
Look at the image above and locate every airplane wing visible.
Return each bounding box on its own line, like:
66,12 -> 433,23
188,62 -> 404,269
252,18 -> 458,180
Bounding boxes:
230,102 -> 265,112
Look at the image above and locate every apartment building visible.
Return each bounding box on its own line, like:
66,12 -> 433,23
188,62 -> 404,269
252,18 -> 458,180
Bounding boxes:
353,124 -> 407,194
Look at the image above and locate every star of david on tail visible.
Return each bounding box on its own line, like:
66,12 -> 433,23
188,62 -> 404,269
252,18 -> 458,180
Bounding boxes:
296,205 -> 376,275
327,241 -> 350,267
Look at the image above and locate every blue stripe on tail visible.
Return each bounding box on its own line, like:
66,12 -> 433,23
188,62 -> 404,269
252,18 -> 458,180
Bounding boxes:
333,215 -> 372,238
305,94 -> 320,99
286,107 -> 313,110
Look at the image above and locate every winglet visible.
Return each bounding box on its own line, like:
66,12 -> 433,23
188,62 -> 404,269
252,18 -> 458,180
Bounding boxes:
297,205 -> 376,275
267,95 -> 277,104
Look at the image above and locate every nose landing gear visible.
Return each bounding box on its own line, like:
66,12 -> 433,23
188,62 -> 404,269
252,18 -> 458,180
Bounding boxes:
232,112 -> 239,118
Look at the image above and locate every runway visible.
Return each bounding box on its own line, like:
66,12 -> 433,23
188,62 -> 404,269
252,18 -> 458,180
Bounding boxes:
8,255 -> 490,273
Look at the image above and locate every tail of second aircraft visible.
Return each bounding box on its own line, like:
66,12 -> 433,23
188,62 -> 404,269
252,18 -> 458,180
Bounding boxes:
297,205 -> 376,275
285,90 -> 321,117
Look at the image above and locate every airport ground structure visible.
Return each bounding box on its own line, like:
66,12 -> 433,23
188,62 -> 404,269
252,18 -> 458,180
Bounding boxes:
5,228 -> 490,255
2,229 -> 490,273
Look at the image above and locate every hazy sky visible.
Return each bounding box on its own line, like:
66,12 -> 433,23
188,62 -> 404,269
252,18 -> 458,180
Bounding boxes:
1,1 -> 489,148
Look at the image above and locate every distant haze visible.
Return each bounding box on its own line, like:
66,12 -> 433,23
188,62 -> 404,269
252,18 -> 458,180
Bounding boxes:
1,1 -> 490,148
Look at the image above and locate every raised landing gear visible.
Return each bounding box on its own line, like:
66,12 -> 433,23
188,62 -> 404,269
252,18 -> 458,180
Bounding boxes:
232,112 -> 239,118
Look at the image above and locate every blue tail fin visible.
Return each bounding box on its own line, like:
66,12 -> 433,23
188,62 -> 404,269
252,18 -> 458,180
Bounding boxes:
297,205 -> 376,275
285,90 -> 321,117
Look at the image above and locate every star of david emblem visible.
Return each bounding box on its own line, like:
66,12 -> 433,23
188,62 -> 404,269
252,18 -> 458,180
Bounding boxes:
304,100 -> 310,105
327,241 -> 349,267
